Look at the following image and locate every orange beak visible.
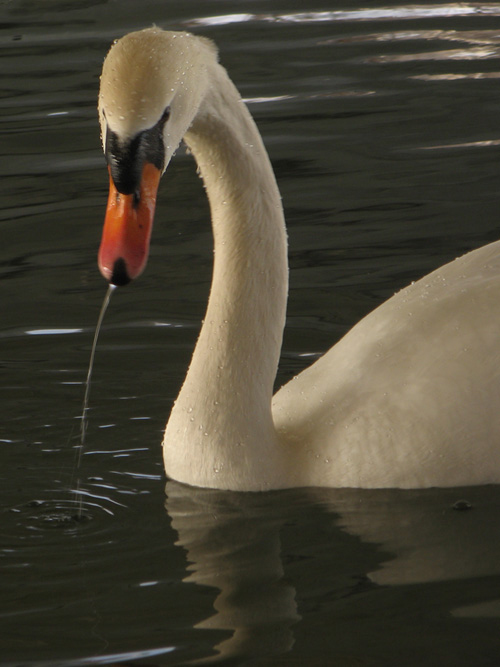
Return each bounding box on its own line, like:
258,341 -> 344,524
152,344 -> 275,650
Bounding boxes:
98,162 -> 162,285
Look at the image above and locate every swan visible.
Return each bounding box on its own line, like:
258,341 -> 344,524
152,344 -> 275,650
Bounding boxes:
97,27 -> 500,491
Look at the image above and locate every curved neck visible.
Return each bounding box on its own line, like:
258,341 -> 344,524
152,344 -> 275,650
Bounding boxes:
164,62 -> 288,489
185,65 -> 288,400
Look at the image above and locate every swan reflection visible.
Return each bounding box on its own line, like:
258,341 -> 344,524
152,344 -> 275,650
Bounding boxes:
166,482 -> 299,663
166,482 -> 500,664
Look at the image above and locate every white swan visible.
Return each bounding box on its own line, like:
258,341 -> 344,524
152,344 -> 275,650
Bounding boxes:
98,27 -> 500,491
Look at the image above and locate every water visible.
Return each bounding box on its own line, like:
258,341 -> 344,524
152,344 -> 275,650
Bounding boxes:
2,0 -> 500,664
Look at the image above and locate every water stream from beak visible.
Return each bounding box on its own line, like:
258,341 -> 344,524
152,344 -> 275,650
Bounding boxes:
75,283 -> 116,513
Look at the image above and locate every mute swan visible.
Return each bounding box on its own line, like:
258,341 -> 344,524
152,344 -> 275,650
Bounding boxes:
98,27 -> 500,491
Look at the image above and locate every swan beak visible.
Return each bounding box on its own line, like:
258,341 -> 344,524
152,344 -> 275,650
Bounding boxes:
98,162 -> 161,285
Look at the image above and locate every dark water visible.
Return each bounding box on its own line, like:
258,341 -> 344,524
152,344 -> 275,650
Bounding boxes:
2,1 -> 500,664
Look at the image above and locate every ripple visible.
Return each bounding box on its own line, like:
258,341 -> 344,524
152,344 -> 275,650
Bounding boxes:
11,498 -> 95,532
14,646 -> 177,667
26,327 -> 84,336
8,482 -> 131,533
187,4 -> 500,28
372,46 -> 500,62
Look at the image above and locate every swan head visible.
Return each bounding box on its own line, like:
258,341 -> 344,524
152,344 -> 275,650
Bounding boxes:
97,27 -> 217,285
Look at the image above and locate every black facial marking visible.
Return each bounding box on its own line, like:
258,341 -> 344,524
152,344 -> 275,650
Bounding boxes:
105,106 -> 171,195
160,107 -> 171,124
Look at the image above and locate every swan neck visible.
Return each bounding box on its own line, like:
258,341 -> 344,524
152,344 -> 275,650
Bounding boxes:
163,63 -> 288,489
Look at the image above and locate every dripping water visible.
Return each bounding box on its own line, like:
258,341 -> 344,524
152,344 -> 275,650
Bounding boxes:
74,283 -> 116,513
79,283 -> 116,451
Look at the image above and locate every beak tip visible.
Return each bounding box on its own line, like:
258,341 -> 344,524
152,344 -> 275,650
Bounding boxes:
98,256 -> 132,286
109,257 -> 132,286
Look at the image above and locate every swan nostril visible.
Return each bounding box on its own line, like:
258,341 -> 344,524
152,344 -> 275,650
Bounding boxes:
133,190 -> 141,207
110,257 -> 131,286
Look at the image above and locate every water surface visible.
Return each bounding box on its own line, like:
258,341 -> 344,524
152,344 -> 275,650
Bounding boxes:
2,1 -> 500,665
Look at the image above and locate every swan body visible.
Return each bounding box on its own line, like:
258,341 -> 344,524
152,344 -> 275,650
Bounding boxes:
98,28 -> 500,490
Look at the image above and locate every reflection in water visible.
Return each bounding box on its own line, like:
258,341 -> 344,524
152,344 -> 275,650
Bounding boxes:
166,482 -> 299,663
166,482 -> 500,664
326,486 -> 500,585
